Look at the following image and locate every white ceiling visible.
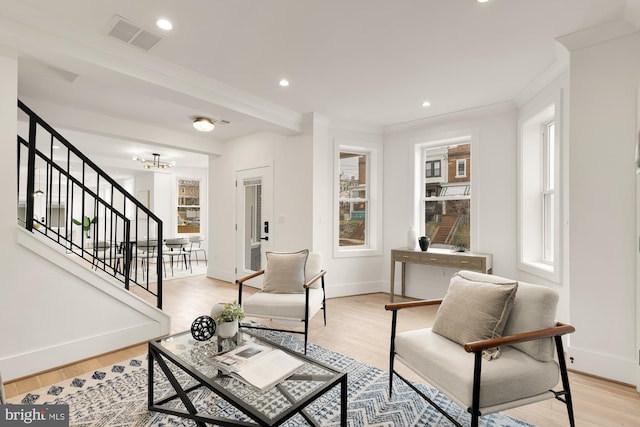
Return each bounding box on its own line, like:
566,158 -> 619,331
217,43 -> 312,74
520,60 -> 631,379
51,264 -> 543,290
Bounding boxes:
1,0 -> 636,176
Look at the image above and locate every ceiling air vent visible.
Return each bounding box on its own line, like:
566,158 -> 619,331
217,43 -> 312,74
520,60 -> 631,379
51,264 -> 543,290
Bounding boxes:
104,15 -> 162,51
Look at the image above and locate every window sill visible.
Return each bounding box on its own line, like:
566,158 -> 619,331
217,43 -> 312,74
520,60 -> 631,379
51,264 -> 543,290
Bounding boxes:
519,260 -> 559,283
334,247 -> 382,258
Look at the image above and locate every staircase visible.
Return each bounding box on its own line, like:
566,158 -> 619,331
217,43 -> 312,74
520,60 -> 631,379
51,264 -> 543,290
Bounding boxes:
16,100 -> 164,308
431,214 -> 459,245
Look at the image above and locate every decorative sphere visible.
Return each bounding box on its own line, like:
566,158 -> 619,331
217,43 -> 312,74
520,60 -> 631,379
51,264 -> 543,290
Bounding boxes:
190,315 -> 216,341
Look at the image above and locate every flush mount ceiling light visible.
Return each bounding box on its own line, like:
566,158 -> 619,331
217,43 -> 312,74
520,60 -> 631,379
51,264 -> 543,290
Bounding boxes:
421,100 -> 432,107
133,153 -> 175,169
156,18 -> 173,30
278,79 -> 290,87
193,117 -> 215,132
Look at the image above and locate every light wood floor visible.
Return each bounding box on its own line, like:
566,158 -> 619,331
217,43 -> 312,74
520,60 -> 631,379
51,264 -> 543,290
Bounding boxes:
5,274 -> 640,426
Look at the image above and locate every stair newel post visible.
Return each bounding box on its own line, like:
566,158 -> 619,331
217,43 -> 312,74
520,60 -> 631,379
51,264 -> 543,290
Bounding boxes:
157,221 -> 163,309
25,111 -> 37,232
123,218 -> 131,290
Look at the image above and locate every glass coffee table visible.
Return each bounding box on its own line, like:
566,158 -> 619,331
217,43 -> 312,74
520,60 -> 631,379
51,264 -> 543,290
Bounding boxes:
148,329 -> 347,426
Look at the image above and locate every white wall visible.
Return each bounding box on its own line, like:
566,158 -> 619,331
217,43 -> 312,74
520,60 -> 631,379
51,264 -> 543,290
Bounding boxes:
209,129 -> 314,283
321,124 -> 387,297
208,117 -> 388,298
2,232 -> 169,380
566,32 -> 640,384
383,105 -> 518,300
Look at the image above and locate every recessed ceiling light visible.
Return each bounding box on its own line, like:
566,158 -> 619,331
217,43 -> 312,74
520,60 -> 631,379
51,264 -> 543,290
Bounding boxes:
156,18 -> 173,31
421,100 -> 432,107
477,0 -> 491,3
279,79 -> 290,87
193,117 -> 215,132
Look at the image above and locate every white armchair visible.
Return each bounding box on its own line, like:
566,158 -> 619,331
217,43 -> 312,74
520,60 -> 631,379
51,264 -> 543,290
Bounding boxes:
236,250 -> 327,354
386,270 -> 575,427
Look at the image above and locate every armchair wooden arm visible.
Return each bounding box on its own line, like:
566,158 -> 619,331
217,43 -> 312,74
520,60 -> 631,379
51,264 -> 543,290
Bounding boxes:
303,270 -> 327,289
385,299 -> 443,311
236,270 -> 264,305
236,269 -> 265,285
236,269 -> 327,304
236,269 -> 327,289
464,322 -> 575,353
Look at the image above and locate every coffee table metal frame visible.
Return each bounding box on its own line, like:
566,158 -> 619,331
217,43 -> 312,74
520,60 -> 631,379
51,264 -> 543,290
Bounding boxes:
148,330 -> 347,426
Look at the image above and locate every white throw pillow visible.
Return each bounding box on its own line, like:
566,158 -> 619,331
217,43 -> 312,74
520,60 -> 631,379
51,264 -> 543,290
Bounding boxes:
262,250 -> 309,294
432,271 -> 518,346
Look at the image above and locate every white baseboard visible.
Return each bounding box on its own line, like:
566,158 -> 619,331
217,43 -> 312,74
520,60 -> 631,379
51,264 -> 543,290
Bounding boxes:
326,280 -> 386,299
1,323 -> 161,382
206,267 -> 235,283
567,345 -> 636,385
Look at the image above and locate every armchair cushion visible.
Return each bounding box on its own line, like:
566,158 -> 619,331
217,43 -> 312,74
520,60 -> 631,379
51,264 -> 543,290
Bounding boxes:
395,328 -> 559,411
432,271 -> 518,346
243,287 -> 325,321
503,280 -> 559,361
263,249 -> 309,294
453,270 -> 560,362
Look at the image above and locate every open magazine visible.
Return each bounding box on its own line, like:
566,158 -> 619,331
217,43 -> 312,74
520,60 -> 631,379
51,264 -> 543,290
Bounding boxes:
208,344 -> 304,392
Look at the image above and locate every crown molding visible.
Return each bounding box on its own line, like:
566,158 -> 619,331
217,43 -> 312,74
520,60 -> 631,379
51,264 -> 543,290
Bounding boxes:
556,19 -> 638,51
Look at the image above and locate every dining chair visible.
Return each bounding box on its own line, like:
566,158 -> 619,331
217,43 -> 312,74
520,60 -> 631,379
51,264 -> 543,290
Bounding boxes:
90,240 -> 124,275
136,240 -> 162,280
184,235 -> 207,267
164,237 -> 190,276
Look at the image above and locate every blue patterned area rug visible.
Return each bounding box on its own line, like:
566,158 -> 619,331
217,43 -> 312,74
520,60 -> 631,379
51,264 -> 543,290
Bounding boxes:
8,330 -> 535,426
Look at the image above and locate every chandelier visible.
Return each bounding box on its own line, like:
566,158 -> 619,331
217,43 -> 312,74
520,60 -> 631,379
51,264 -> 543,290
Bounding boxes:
133,153 -> 175,169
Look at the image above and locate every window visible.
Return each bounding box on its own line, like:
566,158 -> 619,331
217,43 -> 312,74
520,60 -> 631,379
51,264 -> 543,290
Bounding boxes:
456,159 -> 467,178
519,102 -> 559,281
335,142 -> 381,257
338,151 -> 368,247
422,141 -> 471,250
177,179 -> 200,234
425,160 -> 441,178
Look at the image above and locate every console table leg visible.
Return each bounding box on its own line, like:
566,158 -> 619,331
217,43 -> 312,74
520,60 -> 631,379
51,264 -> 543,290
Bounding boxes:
401,262 -> 406,298
390,260 -> 396,302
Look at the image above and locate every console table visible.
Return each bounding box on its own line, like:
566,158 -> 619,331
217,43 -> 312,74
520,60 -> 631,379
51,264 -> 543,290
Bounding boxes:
390,248 -> 493,302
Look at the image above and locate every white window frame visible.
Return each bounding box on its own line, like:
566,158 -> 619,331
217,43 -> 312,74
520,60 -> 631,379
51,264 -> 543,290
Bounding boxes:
413,132 -> 477,251
334,141 -> 382,257
542,120 -> 555,263
518,99 -> 561,282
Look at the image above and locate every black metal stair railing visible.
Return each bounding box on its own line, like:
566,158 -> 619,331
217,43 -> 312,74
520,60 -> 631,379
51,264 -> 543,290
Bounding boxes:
16,100 -> 164,309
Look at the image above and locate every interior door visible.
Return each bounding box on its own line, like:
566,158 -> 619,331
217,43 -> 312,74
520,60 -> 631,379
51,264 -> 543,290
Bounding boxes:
236,166 -> 272,287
